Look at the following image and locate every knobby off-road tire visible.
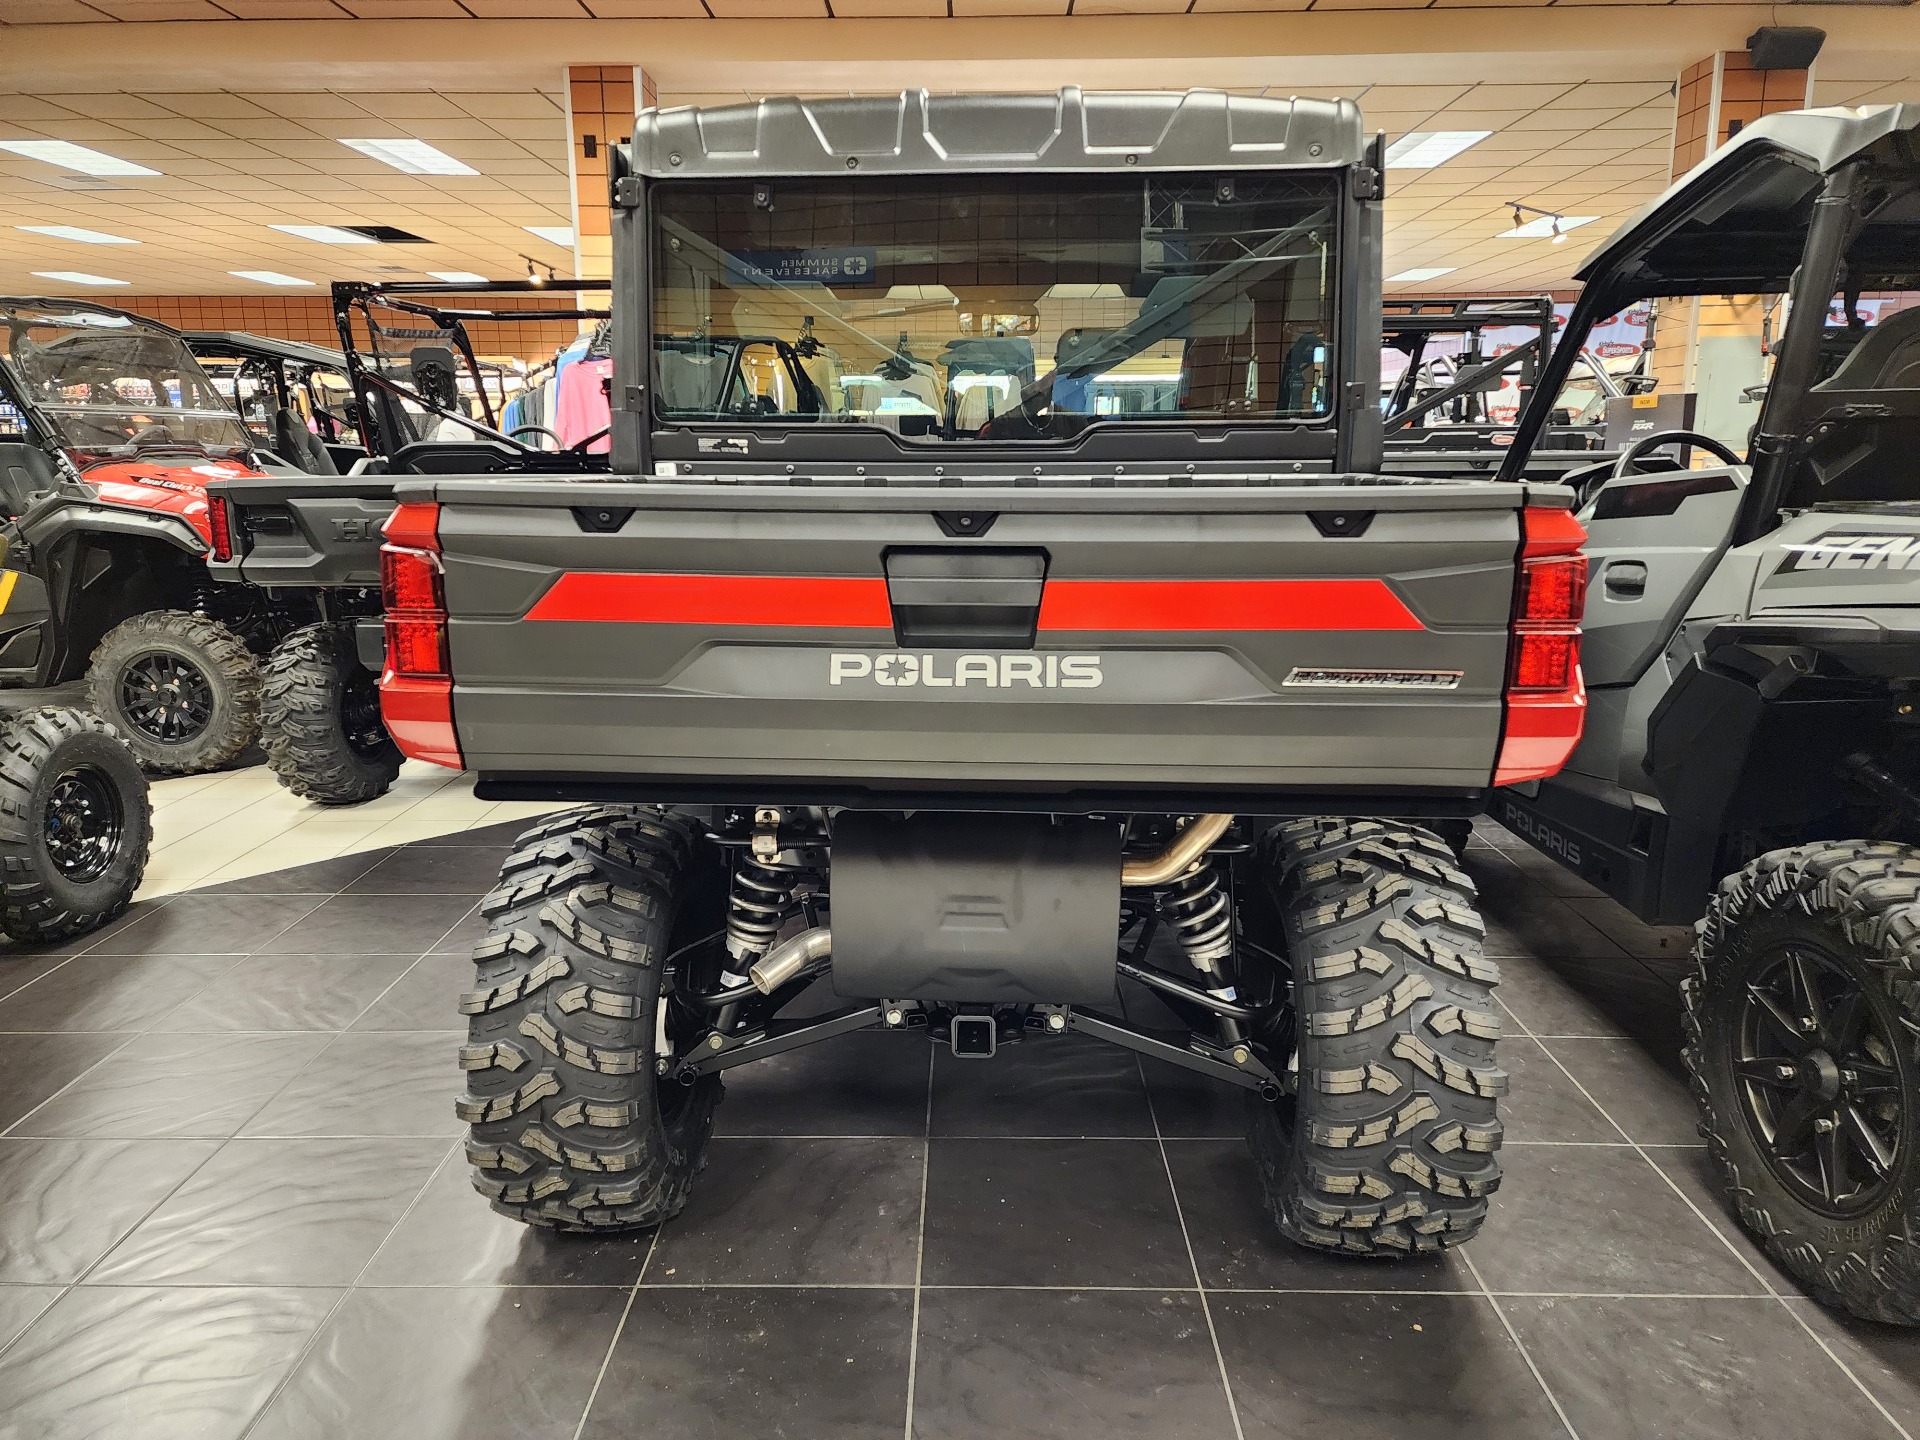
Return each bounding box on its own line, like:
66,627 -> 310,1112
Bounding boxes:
1683,842 -> 1920,1324
86,610 -> 261,774
460,807 -> 723,1230
0,707 -> 151,942
1246,818 -> 1505,1255
260,623 -> 401,806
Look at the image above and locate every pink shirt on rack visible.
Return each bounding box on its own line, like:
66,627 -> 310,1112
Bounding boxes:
554,357 -> 613,453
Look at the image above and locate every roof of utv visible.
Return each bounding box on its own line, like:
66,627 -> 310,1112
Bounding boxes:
630,87 -> 1369,179
1574,104 -> 1920,298
183,332 -> 348,370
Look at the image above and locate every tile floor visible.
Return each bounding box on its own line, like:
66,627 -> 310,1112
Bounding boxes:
0,815 -> 1915,1439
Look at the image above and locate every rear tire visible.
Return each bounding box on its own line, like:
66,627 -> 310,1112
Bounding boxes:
459,806 -> 724,1230
0,707 -> 151,942
86,610 -> 260,775
1683,842 -> 1920,1325
260,623 -> 400,806
1245,818 -> 1505,1255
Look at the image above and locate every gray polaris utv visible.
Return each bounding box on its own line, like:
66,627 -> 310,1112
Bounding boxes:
1487,104 -> 1920,1322
367,90 -> 1591,1257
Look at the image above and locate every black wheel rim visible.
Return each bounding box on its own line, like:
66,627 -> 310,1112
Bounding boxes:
44,765 -> 125,883
120,651 -> 214,744
341,668 -> 389,760
1735,941 -> 1909,1219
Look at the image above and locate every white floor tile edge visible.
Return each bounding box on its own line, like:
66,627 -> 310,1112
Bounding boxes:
135,759 -> 564,899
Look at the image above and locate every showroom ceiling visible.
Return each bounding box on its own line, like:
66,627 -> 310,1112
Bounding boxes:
0,4 -> 1914,295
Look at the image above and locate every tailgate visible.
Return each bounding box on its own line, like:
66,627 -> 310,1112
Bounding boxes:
207,474 -> 398,589
414,478 -> 1553,807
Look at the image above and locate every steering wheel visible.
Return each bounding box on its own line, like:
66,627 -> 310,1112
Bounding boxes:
129,423 -> 177,445
1579,429 -> 1745,509
508,425 -> 564,450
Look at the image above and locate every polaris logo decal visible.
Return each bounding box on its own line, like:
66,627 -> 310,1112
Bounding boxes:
830,653 -> 1103,689
1779,533 -> 1920,572
1283,667 -> 1462,690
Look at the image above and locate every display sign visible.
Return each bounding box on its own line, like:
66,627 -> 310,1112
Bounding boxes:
726,248 -> 879,286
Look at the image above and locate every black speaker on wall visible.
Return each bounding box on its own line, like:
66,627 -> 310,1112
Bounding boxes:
1746,26 -> 1827,71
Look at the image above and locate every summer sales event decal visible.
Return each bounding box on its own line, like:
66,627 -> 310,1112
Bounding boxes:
522,574 -> 1427,632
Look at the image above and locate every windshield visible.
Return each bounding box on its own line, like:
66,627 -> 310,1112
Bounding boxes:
0,304 -> 253,461
652,172 -> 1338,444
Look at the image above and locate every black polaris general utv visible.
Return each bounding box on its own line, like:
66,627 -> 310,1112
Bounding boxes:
1487,104 -> 1920,1323
376,89 -> 1588,1255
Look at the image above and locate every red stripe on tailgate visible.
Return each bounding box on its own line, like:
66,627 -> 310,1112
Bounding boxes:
525,573 -> 893,627
1036,579 -> 1424,632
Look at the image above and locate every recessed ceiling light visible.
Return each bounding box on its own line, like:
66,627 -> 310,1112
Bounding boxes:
1499,215 -> 1599,240
340,138 -> 477,177
270,223 -> 375,245
0,139 -> 159,177
1387,267 -> 1458,283
18,224 -> 137,245
1384,131 -> 1492,170
525,225 -> 574,247
230,270 -> 313,287
31,270 -> 129,286
429,271 -> 489,284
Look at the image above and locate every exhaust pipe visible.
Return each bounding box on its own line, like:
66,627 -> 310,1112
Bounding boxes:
748,926 -> 832,995
1121,814 -> 1232,887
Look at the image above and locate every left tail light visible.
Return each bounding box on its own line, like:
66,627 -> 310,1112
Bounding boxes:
206,495 -> 234,563
378,501 -> 463,769
1494,505 -> 1588,786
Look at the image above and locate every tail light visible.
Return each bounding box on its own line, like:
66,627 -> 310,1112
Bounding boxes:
378,500 -> 463,769
206,494 -> 234,563
1494,505 -> 1588,786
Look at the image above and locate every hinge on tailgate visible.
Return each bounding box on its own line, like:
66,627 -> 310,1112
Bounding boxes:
1351,166 -> 1381,201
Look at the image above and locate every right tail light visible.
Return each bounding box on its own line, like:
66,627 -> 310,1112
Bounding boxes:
1494,506 -> 1588,786
378,501 -> 462,769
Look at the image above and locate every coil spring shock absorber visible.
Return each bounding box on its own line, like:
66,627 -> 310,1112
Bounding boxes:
1159,857 -> 1235,978
725,853 -> 800,963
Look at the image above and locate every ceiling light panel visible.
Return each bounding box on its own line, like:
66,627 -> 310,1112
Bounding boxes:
1384,131 -> 1493,170
429,271 -> 489,284
1387,267 -> 1459,283
340,138 -> 478,176
1498,215 -> 1600,238
270,223 -> 375,244
0,140 -> 160,177
229,270 -> 313,286
17,224 -> 137,245
525,224 -> 574,247
31,271 -> 129,286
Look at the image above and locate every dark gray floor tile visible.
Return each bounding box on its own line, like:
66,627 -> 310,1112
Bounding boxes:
1478,837 -> 1607,899
87,1136 -> 448,1286
581,1287 -> 912,1440
930,1033 -> 1154,1137
1563,897 -> 1694,964
1640,1146 -> 1787,1281
0,950 -> 87,1005
0,1030 -> 135,1133
240,1031 -> 462,1138
1499,1038 -> 1622,1144
1537,1036 -> 1699,1147
1138,1057 -> 1244,1138
1468,854 -> 1628,961
921,1138 -> 1191,1288
343,845 -> 511,895
0,1137 -> 220,1283
1785,1299 -> 1920,1428
196,848 -> 393,896
257,895 -> 480,957
1492,957 -> 1632,1038
12,1031 -> 331,1139
91,895 -> 325,956
0,1283 -> 60,1347
1508,1295 -> 1897,1440
912,1287 -> 1236,1440
149,954 -> 416,1033
715,1031 -> 930,1137
0,953 -> 237,1032
348,953 -> 473,1032
248,1283 -> 625,1440
0,1284 -> 338,1440
361,1158 -> 651,1286
0,897 -> 165,963
427,902 -> 490,954
450,818 -> 548,848
1211,1292 -> 1571,1440
1163,1138 -> 1475,1292
646,1136 -> 923,1285
1470,1146 -> 1766,1296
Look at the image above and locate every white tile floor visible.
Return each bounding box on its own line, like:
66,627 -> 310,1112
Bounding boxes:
137,759 -> 563,899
